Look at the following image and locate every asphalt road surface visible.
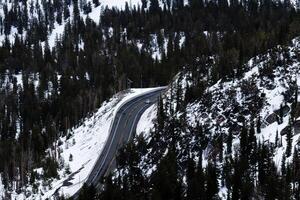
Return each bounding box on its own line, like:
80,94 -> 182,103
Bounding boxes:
84,88 -> 165,188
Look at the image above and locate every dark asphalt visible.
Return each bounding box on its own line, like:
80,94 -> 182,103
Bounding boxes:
84,88 -> 165,187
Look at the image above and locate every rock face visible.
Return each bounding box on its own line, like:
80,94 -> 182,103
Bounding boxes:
229,124 -> 242,135
280,120 -> 300,136
295,103 -> 300,118
294,120 -> 300,134
265,105 -> 291,125
281,126 -> 290,136
266,113 -> 278,124
276,105 -> 291,117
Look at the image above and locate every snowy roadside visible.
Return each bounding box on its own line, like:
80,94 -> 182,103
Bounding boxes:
136,104 -> 157,138
8,87 -> 162,200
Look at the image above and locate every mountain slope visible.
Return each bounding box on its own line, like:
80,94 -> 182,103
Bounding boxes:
0,87 -> 161,199
0,1 -> 300,199
104,37 -> 300,199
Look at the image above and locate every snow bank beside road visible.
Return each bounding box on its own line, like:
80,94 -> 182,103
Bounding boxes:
136,104 -> 157,137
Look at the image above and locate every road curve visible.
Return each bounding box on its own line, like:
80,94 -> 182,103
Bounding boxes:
84,88 -> 165,188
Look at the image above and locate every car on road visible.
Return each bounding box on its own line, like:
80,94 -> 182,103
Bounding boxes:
145,99 -> 151,104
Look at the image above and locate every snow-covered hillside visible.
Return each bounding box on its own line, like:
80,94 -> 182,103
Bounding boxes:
137,104 -> 157,137
0,0 -> 300,199
0,0 -> 142,47
186,38 -> 300,164
0,87 -> 160,200
132,37 -> 300,199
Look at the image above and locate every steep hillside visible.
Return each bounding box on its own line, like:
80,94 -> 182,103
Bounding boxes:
186,37 -> 300,167
0,0 -> 142,44
0,87 -> 160,199
0,0 -> 300,199
102,37 -> 300,199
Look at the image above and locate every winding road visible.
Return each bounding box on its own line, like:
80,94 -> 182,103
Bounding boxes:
84,88 -> 165,188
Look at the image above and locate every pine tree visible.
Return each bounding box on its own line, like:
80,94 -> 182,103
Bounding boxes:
286,117 -> 293,157
206,162 -> 219,199
78,183 -> 97,200
256,116 -> 261,133
292,146 -> 300,199
151,148 -> 182,200
227,130 -> 233,155
275,131 -> 279,147
93,0 -> 100,7
186,157 -> 196,199
232,156 -> 241,200
149,0 -> 160,13
279,104 -> 284,124
64,1 -> 70,20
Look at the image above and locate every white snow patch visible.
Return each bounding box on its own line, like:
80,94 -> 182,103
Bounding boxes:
136,104 -> 157,137
0,176 -> 4,199
100,0 -> 141,9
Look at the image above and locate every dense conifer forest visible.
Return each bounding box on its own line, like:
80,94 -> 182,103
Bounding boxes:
0,0 -> 300,199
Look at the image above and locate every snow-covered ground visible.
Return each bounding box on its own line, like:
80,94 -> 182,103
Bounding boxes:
6,87 -> 161,200
136,31 -> 186,60
0,177 -> 4,199
136,104 -> 157,137
0,0 -> 142,48
100,0 -> 141,9
182,37 -> 300,179
132,37 -> 300,199
0,71 -> 39,90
